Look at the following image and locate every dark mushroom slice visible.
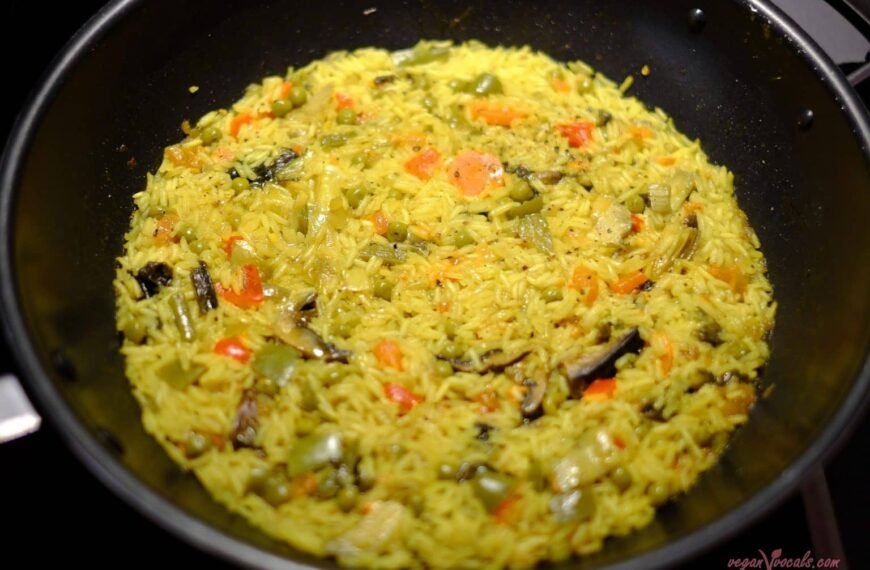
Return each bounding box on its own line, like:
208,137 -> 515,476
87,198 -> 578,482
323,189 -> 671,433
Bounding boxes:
373,74 -> 397,86
530,170 -> 564,185
520,378 -> 547,421
561,328 -> 643,396
231,389 -> 259,450
279,326 -> 351,363
190,261 -> 219,313
135,261 -> 173,298
250,148 -> 300,186
288,291 -> 318,326
445,349 -> 530,374
474,422 -> 494,441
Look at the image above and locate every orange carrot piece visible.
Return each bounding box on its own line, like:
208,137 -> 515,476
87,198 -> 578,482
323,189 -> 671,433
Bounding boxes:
216,264 -> 264,308
570,266 -> 599,306
551,78 -> 571,93
449,151 -> 504,196
383,382 -> 424,413
557,121 -> 595,148
223,234 -> 243,257
230,112 -> 254,137
629,126 -> 654,140
404,148 -> 441,180
214,337 -> 250,363
709,265 -> 747,295
493,495 -> 520,525
278,81 -> 293,100
153,213 -> 179,244
653,333 -> 674,375
631,214 -> 645,233
370,210 -> 389,235
373,340 -> 404,370
583,378 -> 617,401
656,156 -> 676,166
335,92 -> 354,109
609,271 -> 649,294
468,101 -> 528,127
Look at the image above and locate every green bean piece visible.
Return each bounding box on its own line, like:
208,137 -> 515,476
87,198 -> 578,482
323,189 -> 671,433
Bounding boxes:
200,126 -> 221,145
184,431 -> 212,458
386,221 -> 408,243
252,344 -> 301,387
471,73 -> 504,96
157,359 -> 206,390
506,195 -> 544,220
231,176 -> 250,193
395,44 -> 451,67
336,486 -> 359,511
472,469 -> 516,511
648,483 -> 669,506
373,277 -> 394,301
286,432 -> 343,477
289,86 -> 308,107
271,98 -> 293,118
452,227 -> 475,248
625,194 -> 645,214
542,288 -> 563,303
336,107 -> 358,125
170,293 -> 195,341
358,243 -> 406,265
611,467 -> 633,491
508,180 -> 535,203
434,360 -> 453,377
320,133 -> 349,148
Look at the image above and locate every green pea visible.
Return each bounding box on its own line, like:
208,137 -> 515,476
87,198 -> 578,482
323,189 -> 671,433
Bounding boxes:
577,76 -> 594,94
434,360 -> 453,377
184,431 -> 212,458
438,463 -> 456,480
648,483 -> 669,506
336,486 -> 358,512
611,467 -> 633,491
271,98 -> 293,118
508,180 -> 535,203
373,277 -> 394,301
190,241 -> 207,255
345,186 -> 368,209
452,227 -> 475,248
625,194 -> 645,214
448,78 -> 469,93
542,288 -> 563,303
178,226 -> 196,243
336,108 -> 358,125
471,73 -> 503,96
422,94 -> 436,110
289,86 -> 308,107
440,342 -> 463,359
122,320 -> 147,344
386,221 -> 408,243
231,177 -> 250,193
255,376 -> 280,396
247,467 -> 291,506
316,468 -> 341,499
472,469 -> 516,511
200,126 -> 221,145
506,194 -> 544,220
320,133 -> 348,148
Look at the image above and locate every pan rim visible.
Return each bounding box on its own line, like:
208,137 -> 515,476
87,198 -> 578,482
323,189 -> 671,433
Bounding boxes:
1,0 -> 868,569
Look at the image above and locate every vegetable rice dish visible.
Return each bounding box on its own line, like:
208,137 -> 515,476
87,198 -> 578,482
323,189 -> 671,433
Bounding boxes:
114,41 -> 775,569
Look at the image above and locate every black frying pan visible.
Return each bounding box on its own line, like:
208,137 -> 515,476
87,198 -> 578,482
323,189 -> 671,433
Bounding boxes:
1,0 -> 869,568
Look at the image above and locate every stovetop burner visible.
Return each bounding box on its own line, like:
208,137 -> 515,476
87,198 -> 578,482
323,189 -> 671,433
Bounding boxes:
2,1 -> 867,568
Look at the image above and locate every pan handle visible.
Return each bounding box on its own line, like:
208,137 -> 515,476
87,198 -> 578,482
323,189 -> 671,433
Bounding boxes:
0,374 -> 42,443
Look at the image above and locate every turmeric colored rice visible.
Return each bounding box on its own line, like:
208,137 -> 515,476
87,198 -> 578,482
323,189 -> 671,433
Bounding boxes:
114,41 -> 775,569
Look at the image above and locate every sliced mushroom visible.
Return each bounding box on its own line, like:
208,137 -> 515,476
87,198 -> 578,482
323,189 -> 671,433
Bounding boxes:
278,325 -> 351,363
594,203 -> 632,244
520,378 -> 547,421
291,291 -> 319,325
561,328 -> 643,396
445,349 -> 530,374
231,389 -> 259,450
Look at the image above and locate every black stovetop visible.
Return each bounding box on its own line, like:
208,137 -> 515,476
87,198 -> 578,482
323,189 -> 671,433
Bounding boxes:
2,1 -> 867,568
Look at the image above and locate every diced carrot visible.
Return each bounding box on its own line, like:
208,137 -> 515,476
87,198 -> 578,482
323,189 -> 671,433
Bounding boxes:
213,146 -> 235,161
570,266 -> 599,306
373,340 -> 404,370
230,112 -> 254,137
216,264 -> 264,308
551,78 -> 571,93
629,126 -> 654,140
609,271 -> 649,294
468,101 -> 528,127
583,378 -> 617,401
631,214 -> 645,233
278,81 -> 293,100
684,201 -> 704,214
153,213 -> 179,244
335,92 -> 354,109
613,435 -> 626,449
164,146 -> 201,170
652,332 -> 674,375
214,337 -> 250,363
656,156 -> 676,166
435,301 -> 451,313
493,495 -> 520,525
404,148 -> 441,180
383,382 -> 424,413
473,388 -> 499,413
708,265 -> 747,295
557,121 -> 595,148
223,234 -> 244,257
449,151 -> 504,196
291,473 -> 318,497
370,210 -> 389,235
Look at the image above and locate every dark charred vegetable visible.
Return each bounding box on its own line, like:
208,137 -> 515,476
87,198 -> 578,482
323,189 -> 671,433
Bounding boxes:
696,319 -> 723,346
475,422 -> 494,441
170,293 -> 195,341
190,261 -> 219,313
561,328 -> 643,395
530,170 -> 563,185
286,432 -> 343,477
596,110 -> 613,127
231,390 -> 259,450
135,262 -> 173,298
289,291 -> 318,326
445,349 -> 530,374
374,74 -> 397,86
251,148 -> 299,186
520,378 -> 547,420
455,462 -> 482,482
279,326 -> 351,363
